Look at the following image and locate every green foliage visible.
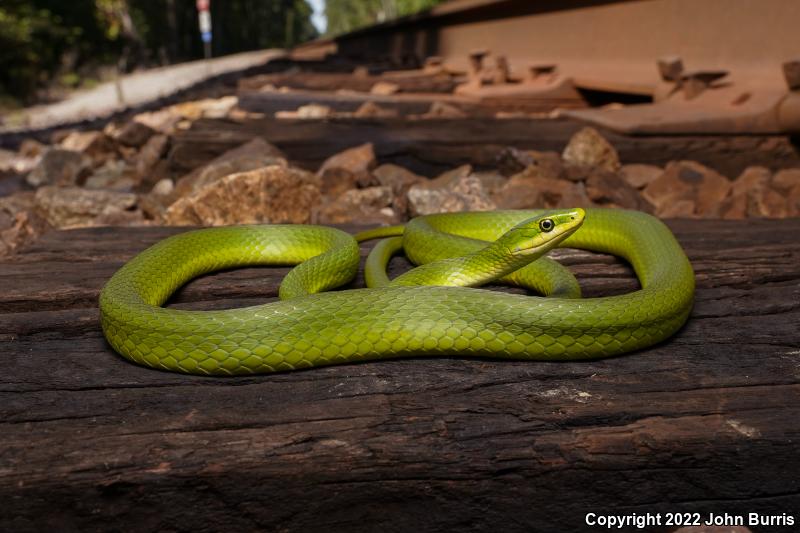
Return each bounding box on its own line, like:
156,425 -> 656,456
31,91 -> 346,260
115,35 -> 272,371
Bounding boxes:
0,0 -> 318,104
325,0 -> 444,36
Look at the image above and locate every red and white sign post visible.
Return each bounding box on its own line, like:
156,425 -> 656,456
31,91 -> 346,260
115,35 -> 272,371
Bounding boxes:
196,0 -> 212,59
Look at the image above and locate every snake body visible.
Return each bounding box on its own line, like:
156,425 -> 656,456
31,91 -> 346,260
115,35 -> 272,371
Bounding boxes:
100,208 -> 694,375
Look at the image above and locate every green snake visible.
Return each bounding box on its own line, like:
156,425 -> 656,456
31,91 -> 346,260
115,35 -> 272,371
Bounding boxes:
99,208 -> 694,375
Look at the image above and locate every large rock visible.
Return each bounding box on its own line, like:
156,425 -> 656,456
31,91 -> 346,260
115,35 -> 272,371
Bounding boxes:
730,166 -> 771,197
135,134 -> 171,189
771,168 -> 800,193
1,149 -> 28,181
316,186 -> 397,225
562,127 -> 621,173
492,172 -> 591,210
165,165 -> 320,226
171,138 -> 287,201
59,131 -> 117,166
18,139 -> 46,159
83,160 -> 137,191
106,120 -> 156,148
407,174 -> 495,216
620,164 -> 663,189
748,187 -> 788,218
373,163 -> 426,216
496,147 -> 565,179
34,186 -> 144,229
317,143 -> 377,193
26,149 -> 89,187
787,184 -> 800,216
585,171 -> 653,211
719,166 -> 787,219
0,192 -> 51,256
131,109 -> 181,134
642,160 -> 731,218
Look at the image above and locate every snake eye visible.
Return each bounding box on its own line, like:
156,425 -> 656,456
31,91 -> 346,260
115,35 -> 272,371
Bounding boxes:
539,218 -> 555,232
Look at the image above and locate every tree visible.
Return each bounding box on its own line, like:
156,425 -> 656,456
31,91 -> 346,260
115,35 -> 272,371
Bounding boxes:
325,0 -> 444,36
0,0 -> 318,104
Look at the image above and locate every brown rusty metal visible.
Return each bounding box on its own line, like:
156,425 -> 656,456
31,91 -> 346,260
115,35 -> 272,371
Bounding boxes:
468,49 -> 489,83
783,60 -> 800,91
679,70 -> 729,100
329,0 -> 800,134
657,56 -> 684,83
527,63 -> 557,83
493,55 -> 510,85
777,93 -> 800,132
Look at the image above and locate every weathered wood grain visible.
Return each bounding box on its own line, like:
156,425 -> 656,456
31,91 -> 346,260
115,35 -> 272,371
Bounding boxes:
1,219 -> 799,533
169,116 -> 800,178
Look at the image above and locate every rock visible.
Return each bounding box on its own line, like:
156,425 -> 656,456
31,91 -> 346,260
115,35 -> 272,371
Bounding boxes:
49,129 -> 77,145
585,171 -> 652,211
370,81 -> 400,95
658,199 -> 696,218
0,171 -> 25,197
373,164 -> 426,216
492,173 -> 591,210
165,165 -> 321,226
422,101 -> 467,119
731,166 -> 771,197
353,101 -> 399,118
374,164 -> 426,191
470,171 -> 507,196
426,164 -> 473,188
771,168 -> 800,193
317,143 -> 377,192
34,186 -> 143,229
620,164 -> 662,189
171,96 -> 238,120
748,187 -> 788,218
135,134 -> 170,182
407,175 -> 495,216
787,184 -> 800,216
0,192 -> 51,256
0,147 -> 38,177
317,168 -> 362,197
0,148 -> 17,172
132,108 -> 181,134
171,138 -> 287,202
719,190 -> 748,219
496,147 -> 564,179
26,148 -> 89,187
151,178 -> 174,196
107,120 -> 156,148
297,104 -> 332,119
59,131 -> 117,166
84,160 -> 136,191
18,139 -> 46,159
316,186 -> 397,225
562,127 -> 621,173
642,160 -> 731,218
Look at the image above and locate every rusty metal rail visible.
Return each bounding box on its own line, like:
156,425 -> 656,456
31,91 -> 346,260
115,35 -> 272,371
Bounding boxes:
322,0 -> 800,134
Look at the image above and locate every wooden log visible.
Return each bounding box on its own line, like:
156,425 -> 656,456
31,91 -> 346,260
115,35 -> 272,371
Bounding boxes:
1,219 -> 799,532
169,116 -> 800,178
237,71 -> 457,94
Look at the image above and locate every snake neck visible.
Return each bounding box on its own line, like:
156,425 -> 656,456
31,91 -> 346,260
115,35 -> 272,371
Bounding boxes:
390,238 -> 538,287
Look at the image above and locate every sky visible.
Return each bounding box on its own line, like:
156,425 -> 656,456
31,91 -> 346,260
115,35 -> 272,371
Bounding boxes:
307,0 -> 327,33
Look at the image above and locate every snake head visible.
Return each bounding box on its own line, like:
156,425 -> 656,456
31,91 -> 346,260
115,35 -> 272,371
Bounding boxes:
504,208 -> 585,257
